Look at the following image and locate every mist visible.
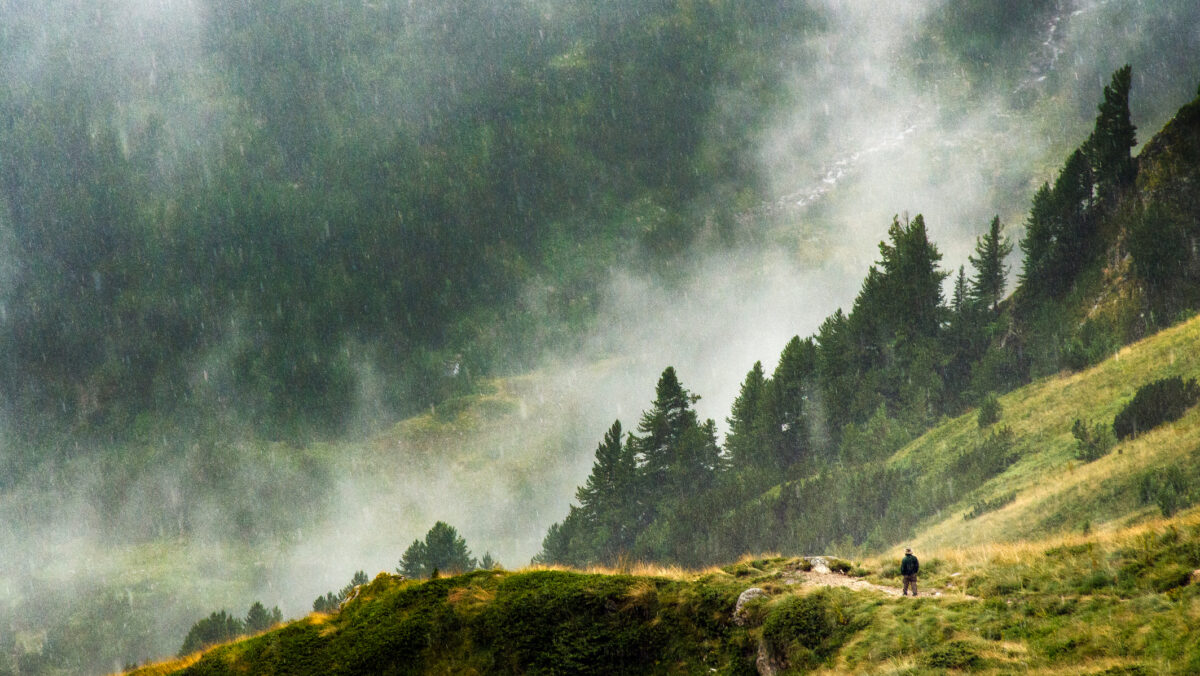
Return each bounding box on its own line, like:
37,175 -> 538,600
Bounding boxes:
1,0 -> 1198,672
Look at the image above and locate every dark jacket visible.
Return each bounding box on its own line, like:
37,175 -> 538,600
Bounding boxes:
900,553 -> 919,576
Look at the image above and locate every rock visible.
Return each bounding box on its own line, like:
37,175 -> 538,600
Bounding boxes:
756,639 -> 785,676
807,556 -> 832,574
733,587 -> 769,626
1191,569 -> 1200,585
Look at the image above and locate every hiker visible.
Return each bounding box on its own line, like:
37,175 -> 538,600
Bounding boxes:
901,547 -> 919,596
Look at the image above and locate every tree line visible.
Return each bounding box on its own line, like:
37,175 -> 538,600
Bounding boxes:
538,65 -> 1200,567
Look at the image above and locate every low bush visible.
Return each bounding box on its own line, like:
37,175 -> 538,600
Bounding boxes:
762,591 -> 837,670
1112,376 -> 1200,440
1138,466 -> 1193,517
1073,419 -> 1116,462
977,393 -> 1002,427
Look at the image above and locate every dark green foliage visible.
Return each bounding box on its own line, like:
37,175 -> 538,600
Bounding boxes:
969,216 -> 1014,314
1017,66 -> 1138,306
1112,377 -> 1200,440
725,362 -> 773,475
170,569 -> 763,675
1062,318 -> 1120,371
179,611 -> 244,656
0,0 -> 820,441
1138,466 -> 1192,517
950,426 -> 1017,486
573,421 -> 639,563
761,591 -> 841,670
244,602 -> 283,634
312,593 -> 341,614
977,393 -> 1002,427
314,570 -> 372,613
1086,65 -> 1138,198
1128,202 -> 1194,323
837,406 -> 911,465
398,522 -> 477,579
1072,419 -> 1116,462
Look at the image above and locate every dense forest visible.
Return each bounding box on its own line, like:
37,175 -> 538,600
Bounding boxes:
3,1 -> 1200,671
537,70 -> 1200,567
0,0 -> 817,446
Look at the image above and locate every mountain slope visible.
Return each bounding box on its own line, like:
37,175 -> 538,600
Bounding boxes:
902,311 -> 1200,550
127,303 -> 1200,675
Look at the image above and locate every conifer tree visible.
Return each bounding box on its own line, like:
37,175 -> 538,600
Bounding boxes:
635,367 -> 701,497
1086,64 -> 1137,197
769,336 -> 817,469
1018,183 -> 1055,298
725,362 -> 769,471
875,214 -> 948,338
968,216 -> 1013,314
952,265 -> 969,317
1049,148 -> 1096,288
575,420 -> 638,559
397,522 -> 476,578
244,602 -> 282,634
815,309 -> 856,436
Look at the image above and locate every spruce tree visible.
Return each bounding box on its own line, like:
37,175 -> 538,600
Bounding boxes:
968,216 -> 1013,314
396,522 -> 476,578
875,214 -> 948,338
635,367 -> 700,497
575,420 -> 638,560
421,521 -> 476,574
952,265 -> 969,317
244,602 -> 282,634
1049,148 -> 1096,289
1018,182 -> 1055,299
769,336 -> 817,469
1086,64 -> 1137,197
815,309 -> 856,437
725,362 -> 769,471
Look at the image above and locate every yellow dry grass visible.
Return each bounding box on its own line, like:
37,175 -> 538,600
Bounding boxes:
889,313 -> 1200,553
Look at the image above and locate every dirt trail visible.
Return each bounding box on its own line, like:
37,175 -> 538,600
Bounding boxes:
780,559 -> 978,600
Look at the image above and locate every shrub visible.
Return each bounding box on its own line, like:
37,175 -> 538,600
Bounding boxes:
1073,419 -> 1116,461
827,558 -> 854,574
1137,466 -> 1193,517
1061,319 -> 1120,371
1112,376 -> 1200,440
762,592 -> 836,669
977,393 -> 1002,427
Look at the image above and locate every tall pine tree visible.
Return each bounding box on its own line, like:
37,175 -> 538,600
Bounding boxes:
575,420 -> 638,561
725,362 -> 770,472
1086,64 -> 1137,198
968,216 -> 1013,314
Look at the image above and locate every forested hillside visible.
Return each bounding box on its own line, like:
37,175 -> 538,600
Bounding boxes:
537,74 -> 1200,569
0,0 -> 815,444
4,1 -> 1200,673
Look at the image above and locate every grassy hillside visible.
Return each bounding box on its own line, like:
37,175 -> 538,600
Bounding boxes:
129,513 -> 1200,675
898,311 -> 1200,551
123,314 -> 1200,674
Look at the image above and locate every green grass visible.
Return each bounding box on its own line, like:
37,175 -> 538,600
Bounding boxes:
896,313 -> 1200,552
130,514 -> 1200,675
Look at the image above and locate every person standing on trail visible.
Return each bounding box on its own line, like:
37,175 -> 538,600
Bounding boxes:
901,547 -> 919,596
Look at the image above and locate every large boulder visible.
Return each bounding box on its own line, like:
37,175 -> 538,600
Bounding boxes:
733,587 -> 768,626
